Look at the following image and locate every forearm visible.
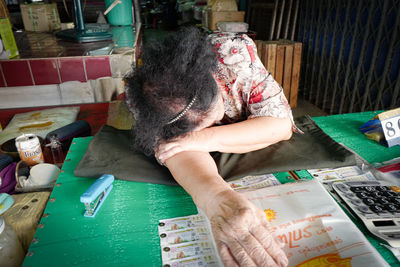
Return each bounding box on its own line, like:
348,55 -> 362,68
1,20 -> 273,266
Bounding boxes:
165,150 -> 289,266
202,116 -> 293,154
165,151 -> 233,209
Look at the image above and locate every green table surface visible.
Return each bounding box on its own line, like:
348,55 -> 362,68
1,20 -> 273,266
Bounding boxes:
23,111 -> 400,266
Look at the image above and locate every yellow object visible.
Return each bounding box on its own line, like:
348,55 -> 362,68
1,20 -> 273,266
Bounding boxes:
295,253 -> 352,267
264,208 -> 277,222
18,121 -> 53,131
20,3 -> 60,32
0,18 -> 19,59
391,186 -> 400,193
365,131 -> 384,143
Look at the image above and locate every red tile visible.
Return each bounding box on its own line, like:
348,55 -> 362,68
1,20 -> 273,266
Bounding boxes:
84,56 -> 112,80
58,57 -> 86,82
1,60 -> 33,86
30,59 -> 60,85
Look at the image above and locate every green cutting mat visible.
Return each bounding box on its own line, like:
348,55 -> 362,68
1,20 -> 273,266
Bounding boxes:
23,137 -> 197,266
23,112 -> 400,266
312,111 -> 400,164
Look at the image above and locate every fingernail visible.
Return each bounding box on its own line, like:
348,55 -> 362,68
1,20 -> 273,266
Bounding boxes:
279,257 -> 288,267
275,238 -> 285,248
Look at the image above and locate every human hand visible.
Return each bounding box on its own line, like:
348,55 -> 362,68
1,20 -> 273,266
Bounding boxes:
204,190 -> 288,267
156,132 -> 210,164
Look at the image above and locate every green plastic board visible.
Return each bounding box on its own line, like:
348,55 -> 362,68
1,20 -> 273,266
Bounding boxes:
23,137 -> 197,266
23,112 -> 400,266
312,111 -> 400,164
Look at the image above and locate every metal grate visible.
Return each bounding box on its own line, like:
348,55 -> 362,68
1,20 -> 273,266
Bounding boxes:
296,0 -> 400,114
246,0 -> 300,41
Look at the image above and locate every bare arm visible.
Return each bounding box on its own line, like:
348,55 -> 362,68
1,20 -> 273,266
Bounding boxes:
166,151 -> 230,205
165,151 -> 288,266
201,116 -> 292,153
157,116 -> 293,163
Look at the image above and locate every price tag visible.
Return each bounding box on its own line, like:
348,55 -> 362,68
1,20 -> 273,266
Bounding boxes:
378,108 -> 400,147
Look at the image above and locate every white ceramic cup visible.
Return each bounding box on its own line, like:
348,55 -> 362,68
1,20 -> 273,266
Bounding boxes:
28,163 -> 61,186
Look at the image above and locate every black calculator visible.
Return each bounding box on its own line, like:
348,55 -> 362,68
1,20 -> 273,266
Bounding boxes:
332,180 -> 400,248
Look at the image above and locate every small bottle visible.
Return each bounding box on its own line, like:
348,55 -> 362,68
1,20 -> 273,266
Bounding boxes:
0,217 -> 25,267
46,134 -> 63,168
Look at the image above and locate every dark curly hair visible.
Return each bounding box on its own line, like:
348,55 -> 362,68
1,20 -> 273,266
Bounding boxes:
125,27 -> 219,156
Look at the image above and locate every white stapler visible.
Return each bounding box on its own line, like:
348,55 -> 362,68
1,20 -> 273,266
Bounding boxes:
80,174 -> 114,217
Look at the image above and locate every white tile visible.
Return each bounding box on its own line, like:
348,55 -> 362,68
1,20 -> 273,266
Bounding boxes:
0,85 -> 61,109
109,54 -> 133,78
59,81 -> 95,104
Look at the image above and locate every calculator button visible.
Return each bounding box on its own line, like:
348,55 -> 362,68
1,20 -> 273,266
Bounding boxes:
356,192 -> 370,199
384,204 -> 399,213
357,206 -> 373,214
351,199 -> 363,206
370,191 -> 383,198
364,186 -> 377,192
385,191 -> 398,197
363,198 -> 376,206
350,187 -> 365,193
335,183 -> 349,193
378,198 -> 391,205
376,186 -> 390,191
369,205 -> 385,213
344,193 -> 357,199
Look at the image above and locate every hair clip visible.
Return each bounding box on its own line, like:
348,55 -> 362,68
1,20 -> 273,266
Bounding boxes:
166,96 -> 197,125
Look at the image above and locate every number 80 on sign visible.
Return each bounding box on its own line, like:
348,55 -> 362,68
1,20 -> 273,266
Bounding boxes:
380,114 -> 400,147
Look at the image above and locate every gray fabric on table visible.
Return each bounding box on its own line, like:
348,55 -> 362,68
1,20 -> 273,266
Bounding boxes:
74,116 -> 356,186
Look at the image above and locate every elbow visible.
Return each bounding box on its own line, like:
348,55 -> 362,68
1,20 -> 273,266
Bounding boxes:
283,129 -> 293,141
281,119 -> 293,141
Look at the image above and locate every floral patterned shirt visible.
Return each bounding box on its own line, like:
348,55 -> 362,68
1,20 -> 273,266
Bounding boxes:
210,32 -> 298,131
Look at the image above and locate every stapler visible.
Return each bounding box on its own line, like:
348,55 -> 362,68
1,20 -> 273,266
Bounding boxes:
80,174 -> 114,217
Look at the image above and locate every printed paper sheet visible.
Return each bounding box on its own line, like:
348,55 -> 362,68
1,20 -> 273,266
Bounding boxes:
158,179 -> 388,266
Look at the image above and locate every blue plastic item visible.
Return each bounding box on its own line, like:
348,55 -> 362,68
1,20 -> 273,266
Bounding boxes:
104,0 -> 133,26
80,174 -> 114,217
111,26 -> 135,47
359,118 -> 382,134
0,193 -> 14,215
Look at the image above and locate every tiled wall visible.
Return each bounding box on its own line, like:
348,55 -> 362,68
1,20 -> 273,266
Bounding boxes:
0,56 -> 113,87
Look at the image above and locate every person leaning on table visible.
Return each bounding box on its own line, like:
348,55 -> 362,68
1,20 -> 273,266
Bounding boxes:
125,26 -> 300,267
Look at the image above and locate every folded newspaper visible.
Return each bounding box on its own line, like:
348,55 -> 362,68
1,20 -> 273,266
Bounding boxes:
158,179 -> 388,266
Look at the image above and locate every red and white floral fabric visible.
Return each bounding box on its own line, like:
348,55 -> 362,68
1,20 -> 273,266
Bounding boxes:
210,32 -> 298,131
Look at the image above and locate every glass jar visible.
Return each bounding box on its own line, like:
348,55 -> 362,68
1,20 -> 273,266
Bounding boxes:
0,217 -> 25,267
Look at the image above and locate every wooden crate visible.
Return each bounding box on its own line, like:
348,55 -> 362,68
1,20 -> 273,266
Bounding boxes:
255,39 -> 302,108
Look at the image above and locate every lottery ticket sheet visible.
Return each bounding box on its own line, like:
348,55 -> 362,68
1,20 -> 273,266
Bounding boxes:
227,174 -> 281,192
308,165 -> 376,184
158,214 -> 223,267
